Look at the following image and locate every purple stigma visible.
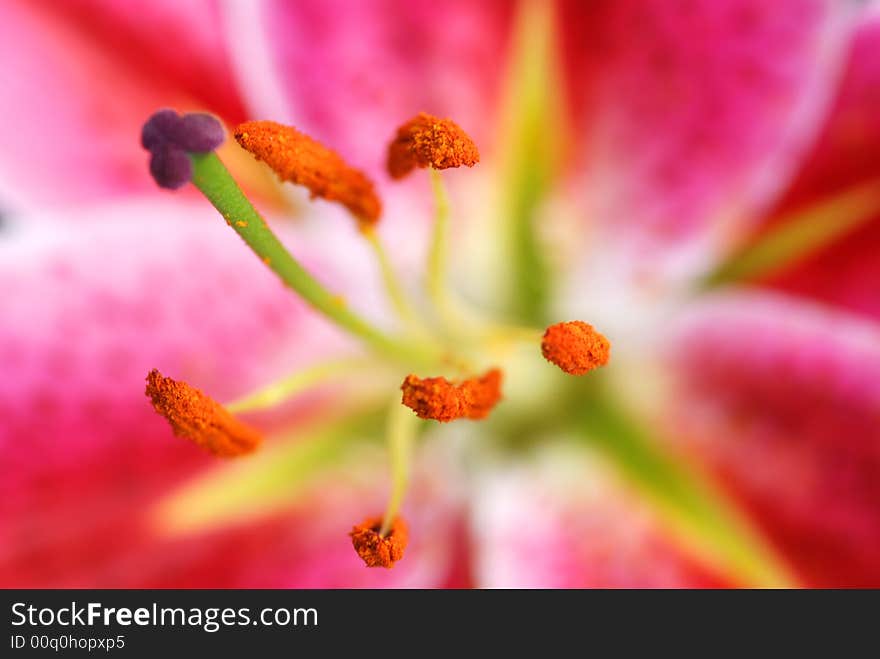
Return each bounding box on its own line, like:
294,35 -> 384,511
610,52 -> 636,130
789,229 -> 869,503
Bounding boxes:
176,113 -> 225,152
149,143 -> 193,190
141,109 -> 182,150
141,109 -> 225,189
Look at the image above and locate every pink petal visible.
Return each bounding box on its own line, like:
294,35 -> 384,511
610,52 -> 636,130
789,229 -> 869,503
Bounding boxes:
235,447 -> 470,589
756,13 -> 880,320
764,11 -> 880,211
558,0 -> 853,268
227,0 -> 514,177
670,293 -> 880,586
0,0 -> 246,208
1,199 -> 313,458
2,447 -> 466,588
471,454 -> 725,588
0,198 -> 354,585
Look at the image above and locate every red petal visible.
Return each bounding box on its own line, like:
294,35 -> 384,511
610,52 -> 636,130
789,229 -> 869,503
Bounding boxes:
557,0 -> 852,267
671,294 -> 880,586
0,0 -> 246,207
757,15 -> 880,320
233,0 -> 514,177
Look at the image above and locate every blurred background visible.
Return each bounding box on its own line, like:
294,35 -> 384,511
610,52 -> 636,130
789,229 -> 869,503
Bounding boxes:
1,0 -> 879,588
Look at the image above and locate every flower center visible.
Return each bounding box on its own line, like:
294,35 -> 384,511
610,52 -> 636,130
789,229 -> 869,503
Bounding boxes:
139,108 -> 610,568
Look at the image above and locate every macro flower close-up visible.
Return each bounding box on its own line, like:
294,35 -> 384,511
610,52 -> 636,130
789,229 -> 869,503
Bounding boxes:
2,0 -> 879,589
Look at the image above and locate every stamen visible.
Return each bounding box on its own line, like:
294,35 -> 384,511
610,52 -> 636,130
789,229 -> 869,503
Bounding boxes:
426,169 -> 454,324
225,357 -> 375,414
541,321 -> 610,375
400,368 -> 503,422
387,112 -> 480,180
234,120 -> 381,227
458,368 -> 504,420
141,109 -> 225,189
145,369 -> 262,457
361,228 -> 425,333
379,394 -> 418,537
401,374 -> 461,422
350,515 -> 408,568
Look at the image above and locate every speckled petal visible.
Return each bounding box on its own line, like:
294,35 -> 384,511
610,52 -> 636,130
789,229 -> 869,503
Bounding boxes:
757,13 -> 880,320
224,0 -> 513,177
558,0 -> 854,276
670,293 -> 880,586
0,197 -> 373,586
0,0 -> 246,208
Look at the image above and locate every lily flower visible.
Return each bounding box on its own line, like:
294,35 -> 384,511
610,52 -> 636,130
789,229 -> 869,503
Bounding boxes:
2,0 -> 878,588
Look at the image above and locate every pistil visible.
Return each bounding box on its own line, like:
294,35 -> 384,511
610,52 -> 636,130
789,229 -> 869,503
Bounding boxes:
387,113 -> 481,335
140,107 -> 612,572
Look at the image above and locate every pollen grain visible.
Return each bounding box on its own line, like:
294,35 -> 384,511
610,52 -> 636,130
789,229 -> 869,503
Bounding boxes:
401,368 -> 502,422
387,112 -> 479,179
234,120 -> 381,226
541,321 -> 611,375
145,369 -> 262,457
350,516 -> 408,568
